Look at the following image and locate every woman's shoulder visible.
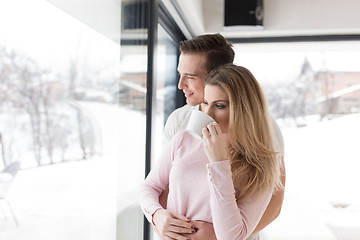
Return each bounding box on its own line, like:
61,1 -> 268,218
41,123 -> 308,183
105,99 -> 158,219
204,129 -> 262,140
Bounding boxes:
172,129 -> 192,142
170,130 -> 202,148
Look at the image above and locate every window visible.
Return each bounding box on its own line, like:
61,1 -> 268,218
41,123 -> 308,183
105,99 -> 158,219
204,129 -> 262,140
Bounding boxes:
118,2 -> 183,240
234,40 -> 360,239
0,1 -> 119,238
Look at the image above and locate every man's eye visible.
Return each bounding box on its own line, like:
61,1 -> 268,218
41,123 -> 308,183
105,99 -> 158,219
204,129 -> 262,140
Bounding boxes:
178,74 -> 195,80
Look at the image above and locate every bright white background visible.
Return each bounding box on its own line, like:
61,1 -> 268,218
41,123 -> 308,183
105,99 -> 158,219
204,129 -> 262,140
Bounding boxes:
1,0 -> 360,239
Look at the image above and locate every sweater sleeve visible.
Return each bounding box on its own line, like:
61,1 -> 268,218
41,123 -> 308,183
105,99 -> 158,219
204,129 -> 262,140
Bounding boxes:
138,131 -> 182,224
206,160 -> 272,240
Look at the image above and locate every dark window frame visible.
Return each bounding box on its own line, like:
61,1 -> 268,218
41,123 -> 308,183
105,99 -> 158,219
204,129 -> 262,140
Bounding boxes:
143,1 -> 186,240
228,34 -> 360,43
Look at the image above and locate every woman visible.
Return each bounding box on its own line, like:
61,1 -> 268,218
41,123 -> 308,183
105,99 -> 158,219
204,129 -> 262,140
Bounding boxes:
139,64 -> 283,240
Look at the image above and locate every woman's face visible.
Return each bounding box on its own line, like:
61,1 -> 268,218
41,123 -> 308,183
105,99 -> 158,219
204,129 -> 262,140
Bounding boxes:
201,84 -> 230,133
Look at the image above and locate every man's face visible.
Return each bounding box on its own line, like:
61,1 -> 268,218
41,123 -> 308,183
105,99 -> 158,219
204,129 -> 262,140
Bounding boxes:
177,53 -> 208,106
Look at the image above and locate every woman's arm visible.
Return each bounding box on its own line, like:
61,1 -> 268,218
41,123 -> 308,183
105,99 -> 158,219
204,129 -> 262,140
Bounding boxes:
202,124 -> 272,240
206,161 -> 272,240
138,132 -> 194,239
138,155 -> 172,223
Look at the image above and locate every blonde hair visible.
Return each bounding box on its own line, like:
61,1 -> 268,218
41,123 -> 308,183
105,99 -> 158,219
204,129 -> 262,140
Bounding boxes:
205,64 -> 283,202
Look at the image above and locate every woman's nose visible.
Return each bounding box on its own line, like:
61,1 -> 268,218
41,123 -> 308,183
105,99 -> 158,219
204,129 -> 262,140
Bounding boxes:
204,108 -> 214,119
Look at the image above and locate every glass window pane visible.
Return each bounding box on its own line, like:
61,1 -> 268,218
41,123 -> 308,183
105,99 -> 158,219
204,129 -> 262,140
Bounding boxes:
234,41 -> 360,239
153,24 -> 178,159
0,0 -> 119,239
117,1 -> 149,239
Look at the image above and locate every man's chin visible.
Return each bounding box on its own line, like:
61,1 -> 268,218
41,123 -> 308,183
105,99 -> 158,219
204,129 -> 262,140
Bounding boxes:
186,98 -> 199,106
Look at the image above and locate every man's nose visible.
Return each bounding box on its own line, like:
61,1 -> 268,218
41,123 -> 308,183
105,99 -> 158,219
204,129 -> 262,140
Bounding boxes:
178,75 -> 187,90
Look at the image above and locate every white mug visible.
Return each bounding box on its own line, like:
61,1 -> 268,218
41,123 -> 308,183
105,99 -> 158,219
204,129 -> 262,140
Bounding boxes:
186,109 -> 216,139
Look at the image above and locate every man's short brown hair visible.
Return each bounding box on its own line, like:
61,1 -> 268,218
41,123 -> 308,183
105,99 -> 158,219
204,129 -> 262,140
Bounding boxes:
179,33 -> 235,73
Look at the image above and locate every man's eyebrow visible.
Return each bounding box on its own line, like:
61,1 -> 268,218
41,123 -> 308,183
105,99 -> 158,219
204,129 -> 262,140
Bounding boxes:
178,72 -> 197,77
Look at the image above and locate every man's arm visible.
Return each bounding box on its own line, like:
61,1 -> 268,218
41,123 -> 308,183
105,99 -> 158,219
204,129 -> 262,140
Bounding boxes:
250,117 -> 287,233
159,184 -> 169,208
252,157 -> 286,234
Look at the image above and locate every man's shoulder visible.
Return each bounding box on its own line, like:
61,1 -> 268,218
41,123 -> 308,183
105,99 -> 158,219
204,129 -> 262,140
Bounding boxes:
268,115 -> 285,156
163,105 -> 198,148
167,104 -> 198,121
171,104 -> 196,115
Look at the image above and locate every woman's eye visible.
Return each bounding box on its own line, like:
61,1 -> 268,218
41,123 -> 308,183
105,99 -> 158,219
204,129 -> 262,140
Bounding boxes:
216,104 -> 225,109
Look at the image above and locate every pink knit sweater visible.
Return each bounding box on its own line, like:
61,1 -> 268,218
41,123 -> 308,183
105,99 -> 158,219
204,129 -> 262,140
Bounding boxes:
138,130 -> 272,240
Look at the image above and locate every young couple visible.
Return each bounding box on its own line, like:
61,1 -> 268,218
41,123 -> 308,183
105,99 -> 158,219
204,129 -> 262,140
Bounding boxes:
139,34 -> 286,240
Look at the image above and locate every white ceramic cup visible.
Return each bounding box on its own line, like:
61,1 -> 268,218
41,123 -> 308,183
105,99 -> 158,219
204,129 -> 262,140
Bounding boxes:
186,109 -> 216,139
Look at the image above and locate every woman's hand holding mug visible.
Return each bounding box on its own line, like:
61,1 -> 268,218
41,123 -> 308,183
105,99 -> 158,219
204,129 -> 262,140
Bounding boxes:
202,123 -> 228,162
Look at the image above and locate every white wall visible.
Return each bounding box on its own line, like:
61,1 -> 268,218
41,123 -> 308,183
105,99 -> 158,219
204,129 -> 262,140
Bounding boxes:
47,0 -> 360,40
178,0 -> 360,38
47,0 -> 121,42
263,0 -> 360,34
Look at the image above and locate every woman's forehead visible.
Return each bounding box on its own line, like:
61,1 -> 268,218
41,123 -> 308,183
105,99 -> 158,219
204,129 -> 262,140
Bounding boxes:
204,84 -> 228,100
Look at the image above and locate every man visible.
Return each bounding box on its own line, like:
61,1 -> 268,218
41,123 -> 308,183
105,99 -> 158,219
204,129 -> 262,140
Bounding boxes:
154,33 -> 286,240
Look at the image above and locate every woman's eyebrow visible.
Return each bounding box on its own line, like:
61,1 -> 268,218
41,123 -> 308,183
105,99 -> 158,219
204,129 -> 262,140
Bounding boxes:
203,98 -> 229,103
213,100 -> 229,103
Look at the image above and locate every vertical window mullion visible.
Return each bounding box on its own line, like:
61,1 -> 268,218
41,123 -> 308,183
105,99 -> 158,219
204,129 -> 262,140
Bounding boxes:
144,0 -> 158,239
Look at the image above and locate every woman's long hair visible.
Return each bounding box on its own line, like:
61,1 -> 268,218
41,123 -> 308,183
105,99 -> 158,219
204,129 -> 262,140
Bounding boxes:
205,64 -> 283,202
